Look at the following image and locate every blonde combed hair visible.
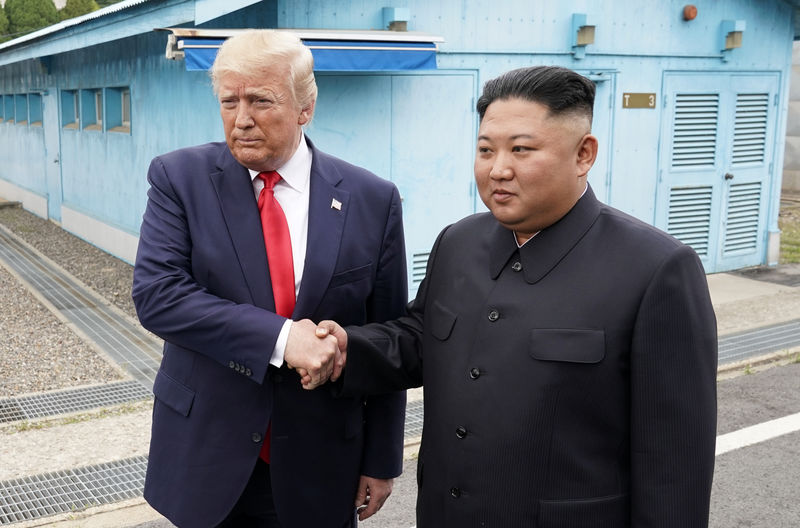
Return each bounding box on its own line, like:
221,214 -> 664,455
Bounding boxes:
210,29 -> 318,114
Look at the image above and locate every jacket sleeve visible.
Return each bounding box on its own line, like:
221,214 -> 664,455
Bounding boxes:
340,224 -> 451,399
629,244 -> 718,526
132,156 -> 285,384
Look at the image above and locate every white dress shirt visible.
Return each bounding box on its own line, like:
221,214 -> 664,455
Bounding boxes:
249,134 -> 312,367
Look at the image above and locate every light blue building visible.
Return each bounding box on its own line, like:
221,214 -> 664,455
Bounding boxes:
1,0 -> 798,297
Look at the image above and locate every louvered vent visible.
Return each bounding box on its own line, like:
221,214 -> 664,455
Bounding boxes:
671,94 -> 719,168
412,252 -> 430,285
732,93 -> 768,165
667,187 -> 713,256
724,182 -> 761,253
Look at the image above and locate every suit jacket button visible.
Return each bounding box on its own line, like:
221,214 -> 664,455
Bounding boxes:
488,309 -> 499,322
251,432 -> 262,443
455,426 -> 467,439
450,487 -> 461,498
512,261 -> 522,272
469,367 -> 481,379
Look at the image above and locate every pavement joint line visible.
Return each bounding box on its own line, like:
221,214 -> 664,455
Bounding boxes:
715,411 -> 800,456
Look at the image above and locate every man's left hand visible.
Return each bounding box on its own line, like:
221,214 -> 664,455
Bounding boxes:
354,475 -> 393,521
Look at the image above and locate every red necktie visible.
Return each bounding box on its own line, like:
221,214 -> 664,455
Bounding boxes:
257,170 -> 295,463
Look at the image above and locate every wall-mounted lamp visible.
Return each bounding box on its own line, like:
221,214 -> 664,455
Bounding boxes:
383,7 -> 410,32
683,5 -> 698,21
571,13 -> 595,60
720,19 -> 746,61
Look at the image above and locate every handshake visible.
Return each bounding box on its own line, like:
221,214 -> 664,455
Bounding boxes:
284,319 -> 349,389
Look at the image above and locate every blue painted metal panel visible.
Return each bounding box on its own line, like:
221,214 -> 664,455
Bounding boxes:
310,74 -> 392,180
310,72 -> 476,297
0,121 -> 47,195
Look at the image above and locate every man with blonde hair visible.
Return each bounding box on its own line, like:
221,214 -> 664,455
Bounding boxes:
133,29 -> 407,528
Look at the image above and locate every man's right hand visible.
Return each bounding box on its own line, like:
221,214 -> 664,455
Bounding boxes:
316,320 -> 348,380
296,320 -> 349,389
285,319 -> 339,389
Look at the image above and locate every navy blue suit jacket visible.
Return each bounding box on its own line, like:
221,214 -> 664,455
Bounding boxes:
132,139 -> 407,528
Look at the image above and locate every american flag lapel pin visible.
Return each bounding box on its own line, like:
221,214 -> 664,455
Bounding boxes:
331,198 -> 342,211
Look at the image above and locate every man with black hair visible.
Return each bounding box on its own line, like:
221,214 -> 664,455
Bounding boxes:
313,66 -> 717,527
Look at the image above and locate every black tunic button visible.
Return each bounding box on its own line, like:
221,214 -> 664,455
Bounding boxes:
511,261 -> 522,272
245,368 -> 252,377
229,361 -> 235,369
273,373 -> 283,383
469,367 -> 481,379
455,426 -> 467,439
488,309 -> 499,322
450,487 -> 461,498
251,432 -> 262,443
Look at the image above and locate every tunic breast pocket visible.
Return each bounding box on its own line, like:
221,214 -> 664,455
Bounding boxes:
529,328 -> 605,364
429,300 -> 457,341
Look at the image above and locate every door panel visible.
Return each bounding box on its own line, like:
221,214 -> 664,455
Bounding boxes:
657,73 -> 778,272
43,89 -> 63,221
312,73 -> 477,299
390,74 -> 476,298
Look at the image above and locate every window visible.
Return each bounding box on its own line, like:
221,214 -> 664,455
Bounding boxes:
14,94 -> 28,125
0,95 -> 5,122
61,90 -> 79,129
28,93 -> 43,126
106,86 -> 131,133
3,95 -> 14,123
81,89 -> 103,131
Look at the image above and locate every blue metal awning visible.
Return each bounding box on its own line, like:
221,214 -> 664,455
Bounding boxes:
161,28 -> 443,72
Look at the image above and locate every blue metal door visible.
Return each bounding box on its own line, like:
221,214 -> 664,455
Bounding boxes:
42,88 -> 63,221
656,73 -> 779,272
312,72 -> 477,299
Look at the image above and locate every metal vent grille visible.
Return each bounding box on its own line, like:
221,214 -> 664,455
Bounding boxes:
732,93 -> 768,165
0,456 -> 147,524
404,399 -> 423,439
667,186 -> 713,256
0,381 -> 151,424
671,93 -> 719,168
724,182 -> 761,254
411,252 -> 430,285
718,320 -> 800,364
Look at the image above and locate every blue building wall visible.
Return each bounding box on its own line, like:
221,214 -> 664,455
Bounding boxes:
0,0 -> 795,285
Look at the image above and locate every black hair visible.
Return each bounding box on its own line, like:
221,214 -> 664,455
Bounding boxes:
476,66 -> 595,122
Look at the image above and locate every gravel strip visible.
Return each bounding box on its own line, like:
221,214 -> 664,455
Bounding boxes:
0,205 -> 134,397
0,207 -> 137,320
0,264 -> 123,398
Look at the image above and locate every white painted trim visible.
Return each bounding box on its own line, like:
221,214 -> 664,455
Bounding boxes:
0,179 -> 48,218
715,412 -> 800,456
61,206 -> 139,265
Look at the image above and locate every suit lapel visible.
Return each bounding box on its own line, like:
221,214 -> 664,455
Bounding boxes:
209,146 -> 274,310
294,145 -> 349,318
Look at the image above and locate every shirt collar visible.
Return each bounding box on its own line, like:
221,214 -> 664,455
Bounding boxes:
248,133 -> 312,193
